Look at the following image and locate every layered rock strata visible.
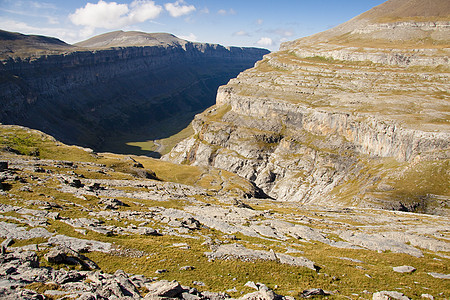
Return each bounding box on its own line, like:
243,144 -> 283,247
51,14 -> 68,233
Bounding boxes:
0,31 -> 269,151
164,0 -> 450,213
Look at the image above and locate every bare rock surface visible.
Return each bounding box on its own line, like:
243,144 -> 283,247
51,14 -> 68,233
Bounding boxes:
206,243 -> 317,270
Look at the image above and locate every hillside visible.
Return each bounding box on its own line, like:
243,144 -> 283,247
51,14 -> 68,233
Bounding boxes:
164,0 -> 450,214
0,30 -> 269,156
0,29 -> 75,59
0,124 -> 449,299
75,31 -> 187,48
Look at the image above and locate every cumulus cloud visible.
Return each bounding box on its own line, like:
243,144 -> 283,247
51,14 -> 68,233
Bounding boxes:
256,37 -> 273,47
165,0 -> 196,18
69,0 -> 162,29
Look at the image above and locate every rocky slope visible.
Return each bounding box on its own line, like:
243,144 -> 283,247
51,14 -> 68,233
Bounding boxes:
163,0 -> 450,214
0,124 -> 449,299
0,30 -> 269,155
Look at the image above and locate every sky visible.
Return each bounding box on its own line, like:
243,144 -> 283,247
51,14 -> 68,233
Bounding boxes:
0,0 -> 386,51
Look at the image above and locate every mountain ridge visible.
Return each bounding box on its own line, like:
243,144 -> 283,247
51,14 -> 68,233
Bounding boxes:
164,0 -> 450,213
0,29 -> 269,155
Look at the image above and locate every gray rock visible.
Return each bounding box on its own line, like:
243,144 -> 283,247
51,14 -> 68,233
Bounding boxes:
393,266 -> 416,273
54,269 -> 85,284
339,232 -> 423,257
244,281 -> 258,290
1,237 -> 14,248
145,280 -> 184,298
206,243 -> 317,270
0,221 -> 53,240
48,235 -> 111,253
180,265 -> 195,271
427,272 -> 450,279
373,291 -> 410,300
113,269 -> 141,299
300,288 -> 329,298
45,246 -> 99,270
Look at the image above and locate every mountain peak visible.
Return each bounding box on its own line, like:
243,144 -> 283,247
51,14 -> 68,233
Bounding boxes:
282,0 -> 450,50
357,0 -> 450,23
75,31 -> 187,49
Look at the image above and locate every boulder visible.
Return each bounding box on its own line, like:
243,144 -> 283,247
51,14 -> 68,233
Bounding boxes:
145,280 -> 184,298
300,289 -> 329,298
373,291 -> 410,300
393,266 -> 416,273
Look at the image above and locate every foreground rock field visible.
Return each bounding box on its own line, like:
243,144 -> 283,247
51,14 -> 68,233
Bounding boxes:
0,125 -> 449,299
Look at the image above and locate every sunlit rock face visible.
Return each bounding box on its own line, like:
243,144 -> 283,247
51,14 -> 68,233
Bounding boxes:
164,0 -> 450,214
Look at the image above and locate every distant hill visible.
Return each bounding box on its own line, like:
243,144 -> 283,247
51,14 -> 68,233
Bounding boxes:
0,30 -> 74,59
75,31 -> 188,49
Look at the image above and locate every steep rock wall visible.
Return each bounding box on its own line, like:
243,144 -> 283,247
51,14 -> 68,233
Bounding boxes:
0,43 -> 269,150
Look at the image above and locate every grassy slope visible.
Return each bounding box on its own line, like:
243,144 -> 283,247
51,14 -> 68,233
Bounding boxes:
0,125 -> 449,299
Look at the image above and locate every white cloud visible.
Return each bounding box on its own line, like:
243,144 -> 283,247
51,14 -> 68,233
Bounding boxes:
269,28 -> 294,37
0,17 -> 81,43
179,32 -> 197,41
218,8 -> 236,16
164,0 -> 196,18
69,0 -> 162,29
199,7 -> 209,14
256,37 -> 273,47
256,19 -> 263,25
233,30 -> 249,37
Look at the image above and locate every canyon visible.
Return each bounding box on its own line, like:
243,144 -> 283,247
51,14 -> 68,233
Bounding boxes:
0,0 -> 449,298
163,0 -> 449,215
0,30 -> 269,156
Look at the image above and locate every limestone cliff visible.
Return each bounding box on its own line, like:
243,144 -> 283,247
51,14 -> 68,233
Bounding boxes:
163,0 -> 450,214
0,30 -> 269,153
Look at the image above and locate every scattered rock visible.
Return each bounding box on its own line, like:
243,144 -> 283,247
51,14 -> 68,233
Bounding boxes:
180,266 -> 195,271
44,246 -> 99,270
373,291 -> 410,300
155,269 -> 168,274
427,272 -> 450,279
421,294 -> 434,299
300,288 -> 329,298
48,235 -> 112,253
206,243 -> 317,271
145,280 -> 184,298
98,198 -> 127,209
393,266 -> 416,273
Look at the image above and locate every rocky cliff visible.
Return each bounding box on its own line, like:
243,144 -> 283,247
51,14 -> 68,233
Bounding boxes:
163,0 -> 450,214
0,30 -> 269,154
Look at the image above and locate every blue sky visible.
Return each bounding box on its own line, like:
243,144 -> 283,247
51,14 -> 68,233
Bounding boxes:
0,0 -> 386,50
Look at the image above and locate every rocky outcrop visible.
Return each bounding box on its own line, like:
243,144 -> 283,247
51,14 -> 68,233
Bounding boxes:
0,31 -> 269,153
164,0 -> 450,212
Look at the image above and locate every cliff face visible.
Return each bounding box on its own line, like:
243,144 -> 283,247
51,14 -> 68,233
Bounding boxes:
0,31 -> 269,153
164,0 -> 450,214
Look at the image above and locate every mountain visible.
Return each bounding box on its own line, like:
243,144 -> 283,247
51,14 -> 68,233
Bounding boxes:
163,0 -> 450,214
75,31 -> 187,48
0,30 -> 269,156
0,29 -> 75,59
